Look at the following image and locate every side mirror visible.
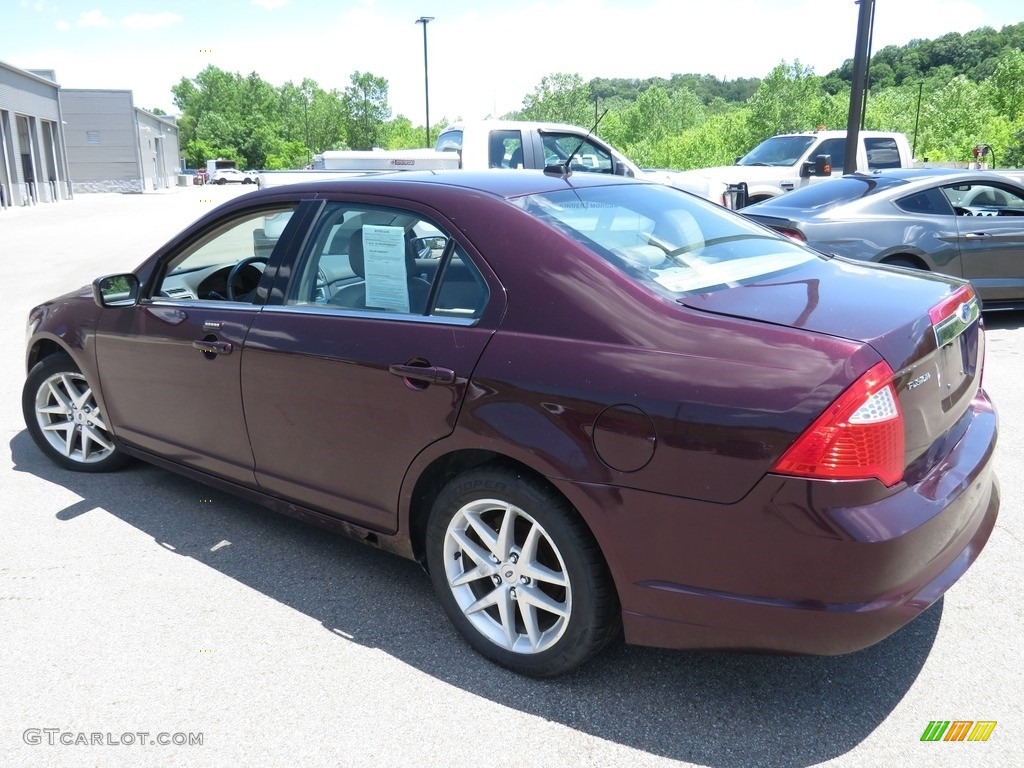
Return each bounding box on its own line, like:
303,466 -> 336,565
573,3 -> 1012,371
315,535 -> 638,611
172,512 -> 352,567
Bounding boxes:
92,274 -> 139,308
801,154 -> 832,178
410,236 -> 448,259
612,159 -> 634,178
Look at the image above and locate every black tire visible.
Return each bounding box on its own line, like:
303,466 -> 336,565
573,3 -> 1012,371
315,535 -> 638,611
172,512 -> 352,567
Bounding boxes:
426,465 -> 620,677
22,354 -> 129,472
882,256 -> 923,270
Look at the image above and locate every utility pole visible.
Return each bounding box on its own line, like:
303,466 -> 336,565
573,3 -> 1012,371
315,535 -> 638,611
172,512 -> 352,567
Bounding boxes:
845,0 -> 875,173
416,16 -> 434,147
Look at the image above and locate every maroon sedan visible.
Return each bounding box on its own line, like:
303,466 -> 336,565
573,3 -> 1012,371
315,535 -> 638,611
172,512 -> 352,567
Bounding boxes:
22,171 -> 999,677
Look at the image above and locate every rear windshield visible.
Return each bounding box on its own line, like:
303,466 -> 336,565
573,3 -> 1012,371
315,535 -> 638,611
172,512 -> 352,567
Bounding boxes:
513,184 -> 817,298
750,174 -> 910,212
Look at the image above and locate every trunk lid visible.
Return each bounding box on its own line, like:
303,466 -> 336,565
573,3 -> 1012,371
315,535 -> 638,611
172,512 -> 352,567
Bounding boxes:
679,257 -> 985,480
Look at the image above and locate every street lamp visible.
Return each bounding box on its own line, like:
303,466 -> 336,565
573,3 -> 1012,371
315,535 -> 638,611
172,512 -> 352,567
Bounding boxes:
415,16 -> 434,147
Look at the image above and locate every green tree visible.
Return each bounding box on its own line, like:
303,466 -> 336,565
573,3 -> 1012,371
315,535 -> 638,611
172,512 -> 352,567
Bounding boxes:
342,71 -> 391,150
519,73 -> 593,126
986,47 -> 1024,122
746,61 -> 824,141
917,75 -> 995,161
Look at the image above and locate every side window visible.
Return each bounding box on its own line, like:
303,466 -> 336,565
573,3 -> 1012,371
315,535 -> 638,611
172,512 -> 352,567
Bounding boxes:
542,134 -> 614,173
895,188 -> 953,216
431,246 -> 489,320
156,206 -> 296,302
813,139 -> 846,172
944,183 -> 1024,214
289,203 -> 488,321
488,130 -> 524,168
865,138 -> 902,169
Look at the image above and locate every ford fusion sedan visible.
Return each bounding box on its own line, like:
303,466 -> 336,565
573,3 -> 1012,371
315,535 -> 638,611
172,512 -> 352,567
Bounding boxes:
743,167 -> 1024,310
23,170 -> 1000,677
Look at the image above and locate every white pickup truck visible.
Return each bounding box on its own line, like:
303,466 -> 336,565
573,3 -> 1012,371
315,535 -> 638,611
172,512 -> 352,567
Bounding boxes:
670,129 -> 915,207
258,120 -> 733,207
434,120 -> 733,206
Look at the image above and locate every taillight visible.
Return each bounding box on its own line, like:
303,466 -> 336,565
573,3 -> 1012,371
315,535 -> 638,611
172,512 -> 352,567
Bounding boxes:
775,227 -> 805,243
773,361 -> 904,486
929,283 -> 980,348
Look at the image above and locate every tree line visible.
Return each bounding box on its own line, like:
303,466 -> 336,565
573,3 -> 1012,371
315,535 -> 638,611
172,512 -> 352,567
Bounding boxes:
169,22 -> 1024,171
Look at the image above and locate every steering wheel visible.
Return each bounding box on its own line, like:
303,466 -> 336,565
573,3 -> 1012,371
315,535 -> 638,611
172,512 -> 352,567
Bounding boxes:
226,256 -> 269,301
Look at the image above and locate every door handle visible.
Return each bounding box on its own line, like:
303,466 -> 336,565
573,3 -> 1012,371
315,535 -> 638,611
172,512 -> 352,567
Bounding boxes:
193,339 -> 234,355
963,232 -> 993,239
388,364 -> 455,384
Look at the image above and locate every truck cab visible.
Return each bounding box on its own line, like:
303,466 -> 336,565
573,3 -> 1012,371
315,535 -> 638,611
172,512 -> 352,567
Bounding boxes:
672,129 -> 915,207
436,120 -> 732,206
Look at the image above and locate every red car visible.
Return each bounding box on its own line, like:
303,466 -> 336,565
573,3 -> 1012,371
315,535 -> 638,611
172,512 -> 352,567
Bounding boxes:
22,171 -> 999,676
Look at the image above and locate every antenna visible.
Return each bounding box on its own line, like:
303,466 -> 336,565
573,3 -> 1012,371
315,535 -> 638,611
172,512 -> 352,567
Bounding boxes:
544,109 -> 609,178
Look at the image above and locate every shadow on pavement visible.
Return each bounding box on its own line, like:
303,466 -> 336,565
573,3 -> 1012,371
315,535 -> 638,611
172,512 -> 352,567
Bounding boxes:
12,430 -> 939,767
982,309 -> 1024,330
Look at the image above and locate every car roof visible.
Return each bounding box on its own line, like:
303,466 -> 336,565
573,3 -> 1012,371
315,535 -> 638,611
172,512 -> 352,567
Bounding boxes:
745,166 -> 1024,216
252,169 -> 652,199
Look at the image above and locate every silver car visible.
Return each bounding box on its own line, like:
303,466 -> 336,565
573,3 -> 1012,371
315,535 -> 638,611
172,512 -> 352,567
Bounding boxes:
743,168 -> 1024,310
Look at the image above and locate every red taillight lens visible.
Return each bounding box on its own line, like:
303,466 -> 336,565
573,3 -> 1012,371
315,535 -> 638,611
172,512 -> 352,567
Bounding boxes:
775,227 -> 806,243
773,361 -> 905,486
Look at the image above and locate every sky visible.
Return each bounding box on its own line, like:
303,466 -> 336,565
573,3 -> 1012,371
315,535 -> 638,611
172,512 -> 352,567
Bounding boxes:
5,0 -> 1023,126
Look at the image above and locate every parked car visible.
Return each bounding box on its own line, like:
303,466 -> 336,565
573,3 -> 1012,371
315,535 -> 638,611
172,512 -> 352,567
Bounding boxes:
210,167 -> 256,185
742,167 -> 1024,310
23,170 -> 999,677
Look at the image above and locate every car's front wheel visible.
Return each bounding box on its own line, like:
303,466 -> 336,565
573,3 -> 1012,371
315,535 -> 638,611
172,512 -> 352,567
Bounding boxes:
23,354 -> 129,472
426,466 -> 619,677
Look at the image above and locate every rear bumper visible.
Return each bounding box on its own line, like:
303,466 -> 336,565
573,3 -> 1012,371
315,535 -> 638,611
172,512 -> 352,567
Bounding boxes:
561,389 -> 999,654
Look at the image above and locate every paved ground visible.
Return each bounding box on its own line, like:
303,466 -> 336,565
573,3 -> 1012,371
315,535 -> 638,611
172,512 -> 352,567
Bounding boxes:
1,186 -> 1021,767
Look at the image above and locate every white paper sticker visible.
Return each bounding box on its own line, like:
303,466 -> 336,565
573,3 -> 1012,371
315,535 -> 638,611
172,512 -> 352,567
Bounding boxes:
362,225 -> 410,312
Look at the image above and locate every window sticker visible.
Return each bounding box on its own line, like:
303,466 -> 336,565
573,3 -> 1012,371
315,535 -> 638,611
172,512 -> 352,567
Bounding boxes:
362,225 -> 411,312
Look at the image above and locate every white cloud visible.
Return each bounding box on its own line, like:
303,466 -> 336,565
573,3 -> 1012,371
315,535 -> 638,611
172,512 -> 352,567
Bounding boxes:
77,9 -> 110,27
55,19 -> 69,30
251,0 -> 291,9
121,12 -> 184,31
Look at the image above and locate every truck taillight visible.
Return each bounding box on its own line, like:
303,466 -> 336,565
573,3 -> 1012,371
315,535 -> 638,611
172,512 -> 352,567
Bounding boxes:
773,361 -> 904,486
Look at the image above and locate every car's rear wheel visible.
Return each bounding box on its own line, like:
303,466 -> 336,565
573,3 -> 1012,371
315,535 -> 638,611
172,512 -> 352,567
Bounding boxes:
882,255 -> 924,270
426,466 -> 619,677
23,354 -> 129,472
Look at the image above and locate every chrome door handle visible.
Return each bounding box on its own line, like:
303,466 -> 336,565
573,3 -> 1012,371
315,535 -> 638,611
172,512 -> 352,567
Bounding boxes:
192,339 -> 234,355
388,364 -> 455,384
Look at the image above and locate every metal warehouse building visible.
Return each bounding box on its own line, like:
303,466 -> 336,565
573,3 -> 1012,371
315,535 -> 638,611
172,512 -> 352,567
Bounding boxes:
1,60 -> 180,210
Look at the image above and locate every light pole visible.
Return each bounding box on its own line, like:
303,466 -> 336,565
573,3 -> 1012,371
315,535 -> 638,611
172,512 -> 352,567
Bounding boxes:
416,16 -> 434,147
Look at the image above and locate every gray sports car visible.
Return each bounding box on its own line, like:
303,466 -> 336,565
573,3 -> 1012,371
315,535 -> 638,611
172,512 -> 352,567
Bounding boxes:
743,168 -> 1024,310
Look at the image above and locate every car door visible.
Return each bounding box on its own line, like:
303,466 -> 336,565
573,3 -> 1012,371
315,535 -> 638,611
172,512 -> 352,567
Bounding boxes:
94,201 -> 310,485
240,200 -> 504,532
948,181 -> 1024,302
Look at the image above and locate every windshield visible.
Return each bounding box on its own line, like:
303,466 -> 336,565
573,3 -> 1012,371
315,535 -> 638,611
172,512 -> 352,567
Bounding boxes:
738,136 -> 817,167
513,184 -> 816,298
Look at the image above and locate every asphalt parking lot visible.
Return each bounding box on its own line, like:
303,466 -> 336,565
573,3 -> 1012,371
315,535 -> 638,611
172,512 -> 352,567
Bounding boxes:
1,186 -> 1021,768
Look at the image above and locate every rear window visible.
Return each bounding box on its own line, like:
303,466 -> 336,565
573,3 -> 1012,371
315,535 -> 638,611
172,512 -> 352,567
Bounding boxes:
435,130 -> 463,153
514,184 -> 816,298
750,174 -> 910,212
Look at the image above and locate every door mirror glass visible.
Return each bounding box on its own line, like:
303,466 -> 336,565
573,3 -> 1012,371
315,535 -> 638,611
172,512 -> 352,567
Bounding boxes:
92,274 -> 139,307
